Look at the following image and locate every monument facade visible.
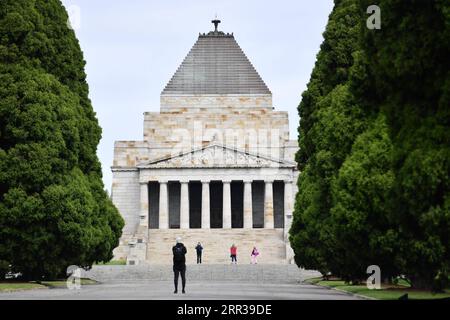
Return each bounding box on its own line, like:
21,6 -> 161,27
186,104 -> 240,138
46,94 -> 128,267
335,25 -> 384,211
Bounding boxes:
112,20 -> 299,265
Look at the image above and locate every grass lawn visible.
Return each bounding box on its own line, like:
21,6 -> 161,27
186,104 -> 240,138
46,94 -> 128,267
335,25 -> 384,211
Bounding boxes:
307,277 -> 450,300
0,282 -> 46,292
95,259 -> 126,265
0,278 -> 98,292
39,278 -> 98,288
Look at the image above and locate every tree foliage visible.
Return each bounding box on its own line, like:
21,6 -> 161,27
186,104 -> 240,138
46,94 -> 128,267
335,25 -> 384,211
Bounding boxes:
291,0 -> 449,290
357,0 -> 450,289
290,0 -> 367,276
0,0 -> 123,280
331,114 -> 398,282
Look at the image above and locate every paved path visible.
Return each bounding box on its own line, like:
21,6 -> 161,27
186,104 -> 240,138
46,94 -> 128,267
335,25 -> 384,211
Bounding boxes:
0,280 -> 361,300
0,265 -> 362,300
81,264 -> 323,283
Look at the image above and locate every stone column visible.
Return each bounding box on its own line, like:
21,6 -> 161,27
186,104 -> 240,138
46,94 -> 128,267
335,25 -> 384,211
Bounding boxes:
284,180 -> 293,228
201,180 -> 210,229
284,179 -> 295,263
264,179 -> 274,228
180,180 -> 190,229
243,180 -> 253,229
139,182 -> 149,227
222,180 -> 232,229
159,180 -> 169,229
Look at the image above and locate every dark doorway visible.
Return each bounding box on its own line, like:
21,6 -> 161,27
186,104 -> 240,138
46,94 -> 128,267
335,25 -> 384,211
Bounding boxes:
231,181 -> 244,228
210,181 -> 223,228
189,181 -> 202,228
252,181 -> 265,228
168,181 -> 180,229
148,181 -> 159,229
273,181 -> 285,228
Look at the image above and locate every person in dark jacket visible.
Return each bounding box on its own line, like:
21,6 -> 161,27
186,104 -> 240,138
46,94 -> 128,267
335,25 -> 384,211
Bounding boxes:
172,237 -> 187,294
195,242 -> 203,264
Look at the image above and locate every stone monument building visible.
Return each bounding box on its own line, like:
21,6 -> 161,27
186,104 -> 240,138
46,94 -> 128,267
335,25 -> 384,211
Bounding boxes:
112,20 -> 299,265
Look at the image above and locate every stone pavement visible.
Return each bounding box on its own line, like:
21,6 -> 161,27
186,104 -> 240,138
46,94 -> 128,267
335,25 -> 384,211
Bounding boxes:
0,265 -> 362,300
81,264 -> 321,283
0,280 -> 361,300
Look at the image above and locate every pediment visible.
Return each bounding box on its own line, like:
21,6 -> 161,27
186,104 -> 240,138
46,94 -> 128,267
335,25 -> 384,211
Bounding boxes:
138,144 -> 296,169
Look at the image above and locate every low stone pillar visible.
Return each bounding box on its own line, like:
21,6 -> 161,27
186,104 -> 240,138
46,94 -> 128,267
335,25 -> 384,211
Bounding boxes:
222,180 -> 232,229
264,179 -> 274,228
243,180 -> 253,229
159,180 -> 169,229
201,180 -> 210,229
180,180 -> 190,229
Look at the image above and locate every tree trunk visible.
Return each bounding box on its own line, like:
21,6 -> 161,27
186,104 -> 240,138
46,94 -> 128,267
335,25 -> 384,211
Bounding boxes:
410,276 -> 433,290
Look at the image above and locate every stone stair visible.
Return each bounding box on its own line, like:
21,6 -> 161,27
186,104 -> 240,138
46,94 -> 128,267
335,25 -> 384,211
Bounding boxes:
82,264 -> 321,284
146,229 -> 287,265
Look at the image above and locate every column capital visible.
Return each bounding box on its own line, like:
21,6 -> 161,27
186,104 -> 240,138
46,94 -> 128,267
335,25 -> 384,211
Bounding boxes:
264,178 -> 275,184
179,179 -> 190,184
283,179 -> 294,184
243,179 -> 253,184
201,179 -> 210,184
140,181 -> 149,185
222,179 -> 232,184
158,179 -> 168,184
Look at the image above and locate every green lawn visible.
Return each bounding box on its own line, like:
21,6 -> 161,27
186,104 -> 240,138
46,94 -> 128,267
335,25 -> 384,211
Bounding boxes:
0,282 -> 46,292
39,278 -> 98,288
0,278 -> 98,291
307,278 -> 450,300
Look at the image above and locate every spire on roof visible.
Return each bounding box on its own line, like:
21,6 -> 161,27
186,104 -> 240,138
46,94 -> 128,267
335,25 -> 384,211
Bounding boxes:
211,15 -> 221,33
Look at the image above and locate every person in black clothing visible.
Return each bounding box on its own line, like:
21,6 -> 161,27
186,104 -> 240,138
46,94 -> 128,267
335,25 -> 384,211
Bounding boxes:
172,237 -> 187,294
195,242 -> 203,264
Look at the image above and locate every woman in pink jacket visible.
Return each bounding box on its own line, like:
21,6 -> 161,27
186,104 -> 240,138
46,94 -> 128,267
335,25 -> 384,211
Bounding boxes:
251,247 -> 259,264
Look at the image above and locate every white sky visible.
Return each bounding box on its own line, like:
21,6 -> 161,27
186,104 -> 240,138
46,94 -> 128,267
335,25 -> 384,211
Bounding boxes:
61,0 -> 334,192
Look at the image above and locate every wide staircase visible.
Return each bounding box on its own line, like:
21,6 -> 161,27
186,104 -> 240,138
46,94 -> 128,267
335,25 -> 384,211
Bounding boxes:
146,229 -> 287,265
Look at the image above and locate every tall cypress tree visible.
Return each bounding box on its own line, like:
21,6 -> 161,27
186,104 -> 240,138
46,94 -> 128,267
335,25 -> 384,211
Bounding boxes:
0,0 -> 123,279
358,0 -> 450,289
290,0 -> 367,275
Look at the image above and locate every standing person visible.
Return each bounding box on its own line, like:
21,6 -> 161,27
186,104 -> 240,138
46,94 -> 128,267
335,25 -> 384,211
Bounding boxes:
251,246 -> 259,264
172,237 -> 187,294
195,242 -> 203,264
230,244 -> 237,264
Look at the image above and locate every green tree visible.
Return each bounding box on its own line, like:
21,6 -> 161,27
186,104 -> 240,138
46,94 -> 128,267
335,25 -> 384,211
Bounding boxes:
358,0 -> 450,290
290,0 -> 367,276
0,0 -> 123,280
330,114 -> 398,282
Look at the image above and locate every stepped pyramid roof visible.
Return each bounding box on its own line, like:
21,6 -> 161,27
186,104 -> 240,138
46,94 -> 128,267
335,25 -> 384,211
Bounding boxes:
162,19 -> 271,95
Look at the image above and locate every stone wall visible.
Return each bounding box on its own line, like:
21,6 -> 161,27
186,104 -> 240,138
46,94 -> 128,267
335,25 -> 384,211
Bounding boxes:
111,170 -> 140,235
143,109 -> 290,162
160,94 -> 273,110
112,95 -> 294,169
113,141 -> 148,167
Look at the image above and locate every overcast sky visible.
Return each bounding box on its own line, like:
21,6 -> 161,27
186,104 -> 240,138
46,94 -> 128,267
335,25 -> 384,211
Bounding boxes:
60,0 -> 334,191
